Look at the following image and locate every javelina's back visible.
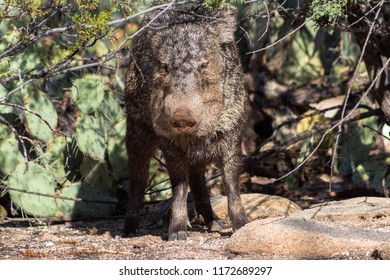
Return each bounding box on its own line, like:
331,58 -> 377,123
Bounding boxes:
124,4 -> 249,241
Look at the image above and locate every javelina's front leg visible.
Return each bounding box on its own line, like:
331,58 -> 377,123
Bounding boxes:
164,155 -> 191,241
123,121 -> 156,237
220,145 -> 248,231
188,164 -> 225,231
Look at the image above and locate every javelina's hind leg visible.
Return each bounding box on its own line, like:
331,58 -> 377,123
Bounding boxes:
123,122 -> 156,237
188,164 -> 225,231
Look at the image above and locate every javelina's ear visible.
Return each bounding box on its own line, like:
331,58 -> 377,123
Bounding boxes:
215,6 -> 238,44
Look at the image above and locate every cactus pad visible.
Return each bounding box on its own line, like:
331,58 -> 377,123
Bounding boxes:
95,91 -> 124,130
0,123 -> 24,175
45,135 -> 69,181
80,157 -> 114,193
71,74 -> 105,114
8,163 -> 58,217
75,113 -> 106,161
56,182 -> 117,220
23,90 -> 58,143
107,119 -> 128,180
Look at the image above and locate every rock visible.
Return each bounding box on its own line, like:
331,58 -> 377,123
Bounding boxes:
212,193 -> 301,225
227,216 -> 390,259
290,196 -> 390,229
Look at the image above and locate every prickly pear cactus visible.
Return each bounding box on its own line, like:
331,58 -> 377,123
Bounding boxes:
23,90 -> 58,143
0,85 -> 23,117
80,157 -> 114,193
44,135 -> 69,182
107,119 -> 128,180
1,72 -> 127,221
95,91 -> 124,129
8,163 -> 58,217
71,74 -> 105,114
0,123 -> 24,175
75,113 -> 106,161
57,182 -> 117,220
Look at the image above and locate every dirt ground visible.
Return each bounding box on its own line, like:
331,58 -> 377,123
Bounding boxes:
0,218 -> 276,260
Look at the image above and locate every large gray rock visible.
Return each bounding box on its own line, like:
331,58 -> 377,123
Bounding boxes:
212,193 -> 301,225
290,196 -> 390,228
227,216 -> 390,259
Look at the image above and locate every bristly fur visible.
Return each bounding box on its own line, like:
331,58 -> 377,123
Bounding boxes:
124,4 -> 249,241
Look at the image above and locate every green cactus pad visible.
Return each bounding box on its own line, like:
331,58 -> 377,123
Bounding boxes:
63,138 -> 84,183
80,157 -> 114,193
23,90 -> 58,143
56,182 -> 117,220
75,114 -> 106,161
107,119 -> 128,180
0,123 -> 25,174
0,85 -> 23,117
45,136 -> 69,181
95,92 -> 124,130
0,204 -> 7,217
0,84 -> 6,98
71,74 -> 105,114
8,163 -> 58,217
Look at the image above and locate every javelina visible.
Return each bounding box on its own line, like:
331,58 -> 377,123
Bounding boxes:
124,3 -> 249,241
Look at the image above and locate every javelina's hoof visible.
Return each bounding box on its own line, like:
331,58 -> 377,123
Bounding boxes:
232,214 -> 248,231
122,216 -> 139,238
208,220 -> 226,232
168,231 -> 188,241
121,232 -> 136,238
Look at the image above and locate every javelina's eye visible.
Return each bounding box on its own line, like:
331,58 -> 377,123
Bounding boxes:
200,62 -> 209,70
159,63 -> 169,73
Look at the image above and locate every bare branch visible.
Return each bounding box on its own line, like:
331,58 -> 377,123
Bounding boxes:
330,0 -> 385,185
247,14 -> 315,54
0,102 -> 65,137
275,56 -> 390,182
0,185 -> 121,205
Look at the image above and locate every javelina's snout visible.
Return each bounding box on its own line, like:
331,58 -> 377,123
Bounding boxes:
170,109 -> 197,132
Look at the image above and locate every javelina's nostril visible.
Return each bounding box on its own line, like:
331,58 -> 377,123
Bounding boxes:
170,111 -> 197,132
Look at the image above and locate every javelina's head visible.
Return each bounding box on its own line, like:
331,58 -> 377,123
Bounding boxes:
146,7 -> 239,138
